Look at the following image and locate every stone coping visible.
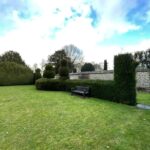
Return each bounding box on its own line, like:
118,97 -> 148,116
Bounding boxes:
70,70 -> 114,75
70,69 -> 150,75
136,69 -> 150,72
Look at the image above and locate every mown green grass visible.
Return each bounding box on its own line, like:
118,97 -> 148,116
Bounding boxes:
137,92 -> 150,105
0,86 -> 149,150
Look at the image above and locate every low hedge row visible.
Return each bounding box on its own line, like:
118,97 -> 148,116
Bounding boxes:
36,78 -> 116,102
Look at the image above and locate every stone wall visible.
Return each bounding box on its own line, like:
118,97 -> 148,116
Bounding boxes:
136,70 -> 150,89
69,69 -> 150,89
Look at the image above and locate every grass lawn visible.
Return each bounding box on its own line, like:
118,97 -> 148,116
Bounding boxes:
137,92 -> 150,105
0,86 -> 150,150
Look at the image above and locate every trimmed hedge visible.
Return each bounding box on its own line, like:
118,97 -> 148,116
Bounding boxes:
114,54 -> 137,105
36,78 -> 66,91
0,62 -> 34,85
36,78 -> 116,101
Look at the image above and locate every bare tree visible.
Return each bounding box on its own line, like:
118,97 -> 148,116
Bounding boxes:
91,62 -> 102,71
134,49 -> 150,69
40,59 -> 47,73
32,63 -> 38,73
63,44 -> 83,68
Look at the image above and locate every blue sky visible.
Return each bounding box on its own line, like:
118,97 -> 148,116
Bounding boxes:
0,0 -> 150,68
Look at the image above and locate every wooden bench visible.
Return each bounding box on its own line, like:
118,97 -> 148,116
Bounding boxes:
71,86 -> 90,97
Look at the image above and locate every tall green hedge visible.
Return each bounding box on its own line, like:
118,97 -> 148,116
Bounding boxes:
114,54 -> 137,105
0,62 -> 34,85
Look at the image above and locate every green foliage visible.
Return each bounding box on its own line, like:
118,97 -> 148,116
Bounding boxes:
0,62 -> 33,85
59,59 -> 69,80
81,63 -> 95,72
0,50 -> 25,65
36,78 -> 66,91
43,64 -> 55,79
114,53 -> 137,105
34,68 -> 42,82
59,67 -> 69,80
60,59 -> 68,66
43,70 -> 55,79
104,60 -> 108,70
48,50 -> 71,74
36,79 -> 115,101
45,64 -> 53,70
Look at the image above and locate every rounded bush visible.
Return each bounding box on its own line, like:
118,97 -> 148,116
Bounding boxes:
43,70 -> 55,78
81,63 -> 95,72
45,64 -> 53,70
43,64 -> 55,79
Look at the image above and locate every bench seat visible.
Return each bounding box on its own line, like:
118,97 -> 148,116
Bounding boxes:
71,86 -> 90,97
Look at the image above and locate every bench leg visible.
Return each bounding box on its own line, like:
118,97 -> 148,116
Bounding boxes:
83,93 -> 85,98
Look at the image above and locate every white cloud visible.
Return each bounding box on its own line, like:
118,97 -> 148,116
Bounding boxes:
0,0 -> 96,67
123,39 -> 150,52
0,0 -> 143,69
91,0 -> 140,39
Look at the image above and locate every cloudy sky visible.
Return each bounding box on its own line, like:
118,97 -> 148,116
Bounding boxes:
0,0 -> 150,69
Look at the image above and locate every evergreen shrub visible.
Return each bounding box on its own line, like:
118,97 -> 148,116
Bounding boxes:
114,54 -> 137,105
0,62 -> 33,85
43,64 -> 55,79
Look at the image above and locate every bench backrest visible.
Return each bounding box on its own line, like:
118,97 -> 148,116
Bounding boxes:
76,86 -> 90,91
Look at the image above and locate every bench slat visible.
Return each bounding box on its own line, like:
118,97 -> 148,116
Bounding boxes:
71,86 -> 90,97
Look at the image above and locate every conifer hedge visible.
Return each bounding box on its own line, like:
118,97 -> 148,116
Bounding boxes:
0,62 -> 34,85
114,54 -> 137,105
